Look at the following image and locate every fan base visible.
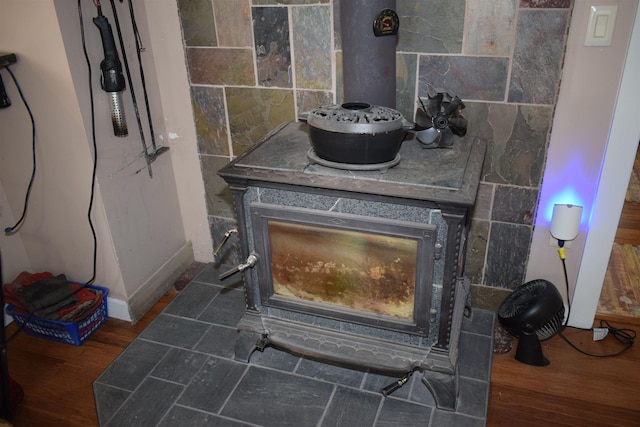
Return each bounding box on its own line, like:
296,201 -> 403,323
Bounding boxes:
515,332 -> 550,366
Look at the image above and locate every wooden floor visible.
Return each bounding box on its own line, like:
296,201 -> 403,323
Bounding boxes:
1,289 -> 178,426
614,201 -> 640,246
0,288 -> 637,426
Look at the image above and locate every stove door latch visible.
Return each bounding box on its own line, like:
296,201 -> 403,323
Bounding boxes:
219,253 -> 258,280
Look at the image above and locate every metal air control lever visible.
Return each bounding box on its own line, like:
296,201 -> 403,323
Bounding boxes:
219,253 -> 258,280
212,228 -> 238,258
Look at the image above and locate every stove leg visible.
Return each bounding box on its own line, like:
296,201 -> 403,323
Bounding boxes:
234,330 -> 267,362
421,369 -> 458,411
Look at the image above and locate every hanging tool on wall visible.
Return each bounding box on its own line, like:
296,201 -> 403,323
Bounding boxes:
93,2 -> 128,137
93,0 -> 168,178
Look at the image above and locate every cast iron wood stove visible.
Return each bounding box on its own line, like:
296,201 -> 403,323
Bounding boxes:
218,122 -> 486,410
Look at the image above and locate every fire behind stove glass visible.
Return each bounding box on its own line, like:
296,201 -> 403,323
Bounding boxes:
267,220 -> 417,320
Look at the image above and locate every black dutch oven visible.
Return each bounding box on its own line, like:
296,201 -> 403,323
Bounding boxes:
306,102 -> 413,165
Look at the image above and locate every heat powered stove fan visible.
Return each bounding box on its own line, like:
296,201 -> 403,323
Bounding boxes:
498,279 -> 565,366
415,92 -> 467,148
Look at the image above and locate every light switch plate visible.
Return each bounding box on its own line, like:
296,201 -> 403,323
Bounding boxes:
585,5 -> 617,47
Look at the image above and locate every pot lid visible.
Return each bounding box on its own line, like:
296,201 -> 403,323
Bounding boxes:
308,102 -> 406,134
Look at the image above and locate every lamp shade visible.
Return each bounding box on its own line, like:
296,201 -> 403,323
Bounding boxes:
550,204 -> 583,241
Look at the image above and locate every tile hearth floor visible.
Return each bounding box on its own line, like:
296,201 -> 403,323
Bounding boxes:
93,264 -> 494,426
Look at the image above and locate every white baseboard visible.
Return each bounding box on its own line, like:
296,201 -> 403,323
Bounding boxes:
106,297 -> 132,322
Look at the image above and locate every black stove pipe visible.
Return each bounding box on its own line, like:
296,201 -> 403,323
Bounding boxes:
341,0 -> 397,109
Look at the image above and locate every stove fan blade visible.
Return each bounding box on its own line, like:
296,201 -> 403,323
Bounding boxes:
415,92 -> 467,148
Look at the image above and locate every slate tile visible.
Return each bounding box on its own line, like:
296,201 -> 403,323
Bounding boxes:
457,377 -> 490,418
375,397 -> 432,426
158,405 -> 253,426
253,6 -> 292,88
106,377 -> 183,427
93,383 -> 130,426
186,48 -> 255,86
151,348 -> 209,385
164,281 -> 222,319
177,0 -> 216,47
458,332 -> 493,381
462,308 -> 495,336
190,86 -> 229,156
178,357 -> 248,413
509,9 -> 569,104
295,357 -> 365,388
492,185 -> 538,225
139,314 -> 211,349
221,366 -> 334,427
291,5 -> 331,90
95,340 -> 170,390
198,287 -> 246,326
397,0 -> 465,53
193,325 -> 239,358
200,155 -> 235,218
320,386 -> 381,426
362,371 -> 412,400
430,409 -> 485,427
418,56 -> 509,102
249,346 -> 301,372
213,0 -> 253,48
484,222 -> 532,289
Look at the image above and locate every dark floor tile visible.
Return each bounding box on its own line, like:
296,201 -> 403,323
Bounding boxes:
139,314 -> 211,349
407,374 -> 437,406
95,340 -> 170,390
375,398 -> 432,426
249,346 -> 301,372
178,357 -> 247,414
158,405 -> 253,427
164,282 -> 222,318
106,378 -> 183,427
193,324 -> 239,358
363,371 -> 412,400
430,409 -> 485,427
296,357 -> 365,388
151,348 -> 209,385
221,366 -> 334,427
197,287 -> 246,326
193,263 -> 243,287
457,377 -> 489,418
320,386 -> 381,426
173,261 -> 208,291
93,383 -> 130,426
458,331 -> 493,381
462,308 -> 495,336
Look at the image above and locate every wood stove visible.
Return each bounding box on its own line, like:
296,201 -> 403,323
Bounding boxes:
218,122 -> 485,410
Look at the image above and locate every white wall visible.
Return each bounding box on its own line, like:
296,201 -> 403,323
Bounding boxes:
526,0 -> 640,327
0,0 -> 207,321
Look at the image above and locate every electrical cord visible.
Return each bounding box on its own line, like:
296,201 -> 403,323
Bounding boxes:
2,66 -> 36,236
4,0 -> 100,344
556,239 -> 635,357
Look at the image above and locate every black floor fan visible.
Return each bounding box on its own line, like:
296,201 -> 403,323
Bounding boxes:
498,279 -> 565,366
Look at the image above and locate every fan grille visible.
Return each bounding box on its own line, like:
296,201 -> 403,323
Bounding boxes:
536,307 -> 565,340
498,279 -> 565,341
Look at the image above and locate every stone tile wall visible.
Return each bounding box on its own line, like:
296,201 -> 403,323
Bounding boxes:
176,0 -> 573,310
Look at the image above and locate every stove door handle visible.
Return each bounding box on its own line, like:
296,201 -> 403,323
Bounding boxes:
219,253 -> 258,280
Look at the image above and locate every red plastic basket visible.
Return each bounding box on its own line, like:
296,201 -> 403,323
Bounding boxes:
6,285 -> 109,346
